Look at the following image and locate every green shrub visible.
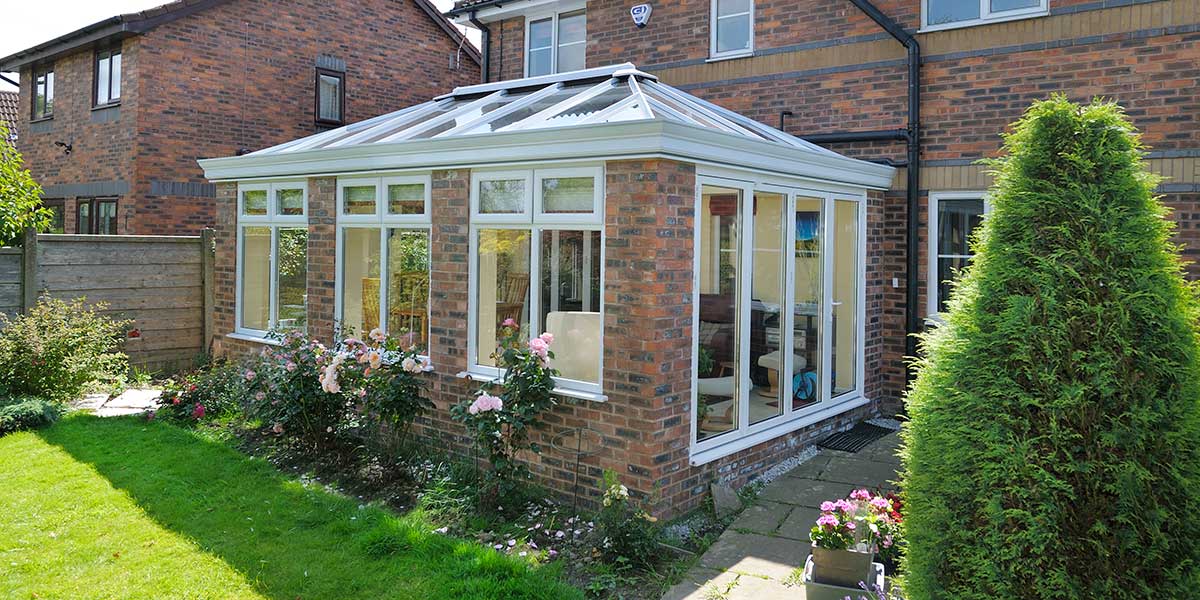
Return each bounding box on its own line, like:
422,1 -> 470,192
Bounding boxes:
0,396 -> 61,433
0,123 -> 53,246
155,361 -> 248,424
0,297 -> 131,403
901,96 -> 1200,599
593,470 -> 661,568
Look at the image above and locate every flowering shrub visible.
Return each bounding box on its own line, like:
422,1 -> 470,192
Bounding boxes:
246,329 -> 432,446
0,296 -> 130,403
810,488 -> 901,555
450,321 -> 558,502
593,469 -> 661,567
155,361 -> 248,424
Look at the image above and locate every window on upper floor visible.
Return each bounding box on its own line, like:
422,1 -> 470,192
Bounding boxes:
923,0 -> 1047,31
33,66 -> 54,120
526,9 -> 586,77
316,68 -> 345,126
710,0 -> 753,59
929,192 -> 989,314
94,47 -> 121,107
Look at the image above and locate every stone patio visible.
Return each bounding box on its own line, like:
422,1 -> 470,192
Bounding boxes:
663,433 -> 901,600
73,389 -> 162,417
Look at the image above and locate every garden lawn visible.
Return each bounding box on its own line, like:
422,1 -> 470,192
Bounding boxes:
0,415 -> 582,600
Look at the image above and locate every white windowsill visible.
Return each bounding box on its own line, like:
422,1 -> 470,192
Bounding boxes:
689,393 -> 871,466
456,370 -> 608,402
226,332 -> 282,346
706,50 -> 754,64
919,9 -> 1047,33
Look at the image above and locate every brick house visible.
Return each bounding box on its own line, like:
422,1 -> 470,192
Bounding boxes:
199,0 -> 1200,517
0,0 -> 479,236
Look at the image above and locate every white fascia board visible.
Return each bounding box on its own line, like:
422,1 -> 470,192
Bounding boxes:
451,0 -> 581,24
198,121 -> 896,189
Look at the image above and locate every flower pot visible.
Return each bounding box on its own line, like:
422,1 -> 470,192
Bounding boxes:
803,555 -> 885,600
809,543 -> 874,588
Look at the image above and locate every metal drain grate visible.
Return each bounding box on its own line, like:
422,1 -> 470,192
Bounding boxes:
818,422 -> 893,453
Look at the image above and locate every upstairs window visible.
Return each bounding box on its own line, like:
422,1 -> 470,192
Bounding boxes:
526,9 -> 586,77
923,0 -> 1046,30
711,0 -> 753,59
33,67 -> 54,120
94,47 -> 121,106
316,68 -> 345,126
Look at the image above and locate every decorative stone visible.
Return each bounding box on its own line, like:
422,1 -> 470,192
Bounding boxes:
711,482 -> 742,517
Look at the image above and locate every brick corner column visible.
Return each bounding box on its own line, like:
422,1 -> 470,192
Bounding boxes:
429,168 -> 472,380
307,177 -> 337,344
602,158 -> 697,517
211,182 -> 239,357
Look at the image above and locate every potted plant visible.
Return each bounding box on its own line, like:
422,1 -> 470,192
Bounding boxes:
808,489 -> 899,587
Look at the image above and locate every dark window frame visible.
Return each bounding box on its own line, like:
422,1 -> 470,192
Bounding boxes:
314,67 -> 346,126
32,65 -> 54,121
43,198 -> 65,234
93,46 -> 122,108
76,198 -> 119,235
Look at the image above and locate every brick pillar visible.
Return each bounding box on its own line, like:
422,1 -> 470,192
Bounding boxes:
602,159 -> 696,517
307,177 -> 337,343
212,182 -> 238,357
428,169 -> 471,377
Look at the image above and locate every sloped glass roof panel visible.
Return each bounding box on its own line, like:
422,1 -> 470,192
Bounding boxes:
246,63 -> 844,158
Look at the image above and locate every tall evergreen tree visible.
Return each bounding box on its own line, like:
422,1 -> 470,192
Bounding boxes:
901,96 -> 1200,599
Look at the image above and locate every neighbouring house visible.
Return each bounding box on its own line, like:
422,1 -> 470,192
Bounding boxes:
0,90 -> 17,141
0,0 -> 479,236
199,0 -> 1200,517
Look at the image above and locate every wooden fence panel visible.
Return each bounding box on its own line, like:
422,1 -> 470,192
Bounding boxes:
13,233 -> 215,373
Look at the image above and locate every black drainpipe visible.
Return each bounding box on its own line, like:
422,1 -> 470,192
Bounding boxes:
469,11 -> 491,83
796,0 -> 921,386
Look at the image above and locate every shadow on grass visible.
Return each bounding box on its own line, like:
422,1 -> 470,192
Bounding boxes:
39,415 -> 581,600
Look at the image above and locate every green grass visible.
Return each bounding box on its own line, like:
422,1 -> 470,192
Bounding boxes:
0,415 -> 583,600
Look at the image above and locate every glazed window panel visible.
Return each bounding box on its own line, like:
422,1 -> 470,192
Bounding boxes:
387,229 -> 431,351
527,18 -> 554,77
476,229 -> 532,367
539,229 -> 602,385
832,200 -> 859,398
242,189 -> 268,216
241,227 -> 272,332
343,185 -> 377,215
387,183 -> 426,215
792,196 -> 823,411
713,0 -> 752,56
541,176 -> 594,214
749,191 -> 785,425
275,228 -> 308,332
556,10 -> 587,72
934,197 -> 985,313
479,179 -> 527,214
696,185 -> 743,442
277,188 -> 305,216
341,228 -> 382,335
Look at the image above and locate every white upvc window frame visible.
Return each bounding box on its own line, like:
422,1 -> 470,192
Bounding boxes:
467,164 -> 605,398
334,173 -> 434,352
709,0 -> 754,61
690,172 -> 868,466
524,4 -> 587,77
235,181 -> 309,341
920,0 -> 1047,32
927,191 -> 991,317
534,165 -> 604,225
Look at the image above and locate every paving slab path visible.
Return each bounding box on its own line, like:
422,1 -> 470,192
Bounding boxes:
75,388 -> 162,417
663,433 -> 902,600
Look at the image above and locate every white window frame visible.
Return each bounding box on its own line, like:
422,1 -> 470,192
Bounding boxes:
927,191 -> 991,317
467,165 -> 605,398
920,0 -> 1047,32
523,4 -> 587,77
533,166 -> 603,225
334,174 -> 433,353
709,0 -> 754,60
235,181 -> 309,340
690,173 -> 869,465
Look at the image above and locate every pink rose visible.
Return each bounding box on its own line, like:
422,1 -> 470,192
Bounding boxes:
539,332 -> 554,345
192,403 -> 206,419
272,422 -> 284,434
244,370 -> 256,381
502,318 -> 517,327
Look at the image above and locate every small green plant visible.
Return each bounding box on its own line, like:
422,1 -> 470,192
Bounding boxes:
593,469 -> 662,568
697,345 -> 715,377
155,361 -> 248,424
0,296 -> 130,403
0,395 -> 60,433
0,123 -> 53,246
451,320 -> 558,505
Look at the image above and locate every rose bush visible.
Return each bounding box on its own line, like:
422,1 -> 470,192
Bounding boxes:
451,321 -> 558,504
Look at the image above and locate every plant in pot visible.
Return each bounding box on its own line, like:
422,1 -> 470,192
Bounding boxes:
809,489 -> 900,587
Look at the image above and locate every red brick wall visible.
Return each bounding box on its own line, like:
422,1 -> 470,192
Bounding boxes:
18,0 -> 479,237
17,39 -> 140,234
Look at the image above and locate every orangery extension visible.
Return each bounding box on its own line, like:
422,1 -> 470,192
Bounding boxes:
198,64 -> 895,517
